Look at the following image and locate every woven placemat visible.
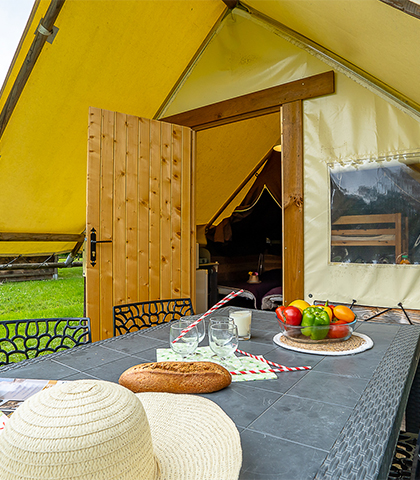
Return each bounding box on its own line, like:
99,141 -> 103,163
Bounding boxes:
273,332 -> 374,356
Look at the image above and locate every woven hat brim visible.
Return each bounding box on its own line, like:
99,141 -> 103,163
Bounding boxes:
137,392 -> 242,480
0,380 -> 158,480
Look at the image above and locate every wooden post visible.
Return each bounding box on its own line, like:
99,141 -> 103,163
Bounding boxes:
281,100 -> 304,305
0,0 -> 65,138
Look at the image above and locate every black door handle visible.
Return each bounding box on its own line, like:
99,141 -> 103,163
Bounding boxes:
90,227 -> 112,266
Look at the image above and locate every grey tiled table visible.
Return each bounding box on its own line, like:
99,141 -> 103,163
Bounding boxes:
1,307 -> 420,480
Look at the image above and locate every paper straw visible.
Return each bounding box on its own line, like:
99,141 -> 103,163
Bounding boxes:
236,348 -> 311,372
230,369 -> 286,375
0,412 -> 8,431
171,289 -> 245,343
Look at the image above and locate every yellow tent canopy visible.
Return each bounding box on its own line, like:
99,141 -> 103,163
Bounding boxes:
1,0 -> 419,257
1,0 -> 420,312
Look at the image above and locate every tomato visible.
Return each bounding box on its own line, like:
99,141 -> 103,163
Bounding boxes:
328,319 -> 349,339
282,306 -> 302,326
288,299 -> 310,312
333,305 -> 355,323
275,306 -> 286,323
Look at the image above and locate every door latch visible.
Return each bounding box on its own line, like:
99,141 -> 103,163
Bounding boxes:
90,227 -> 112,266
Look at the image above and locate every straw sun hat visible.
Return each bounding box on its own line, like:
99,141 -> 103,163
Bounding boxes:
0,379 -> 242,480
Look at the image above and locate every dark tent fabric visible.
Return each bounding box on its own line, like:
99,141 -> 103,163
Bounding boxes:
206,150 -> 281,245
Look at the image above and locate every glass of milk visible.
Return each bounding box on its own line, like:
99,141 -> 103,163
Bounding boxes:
229,310 -> 252,340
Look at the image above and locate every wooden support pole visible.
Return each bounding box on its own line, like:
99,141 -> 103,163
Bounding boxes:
0,261 -> 82,270
281,100 -> 304,305
0,0 -> 65,138
0,233 -> 84,242
69,240 -> 84,257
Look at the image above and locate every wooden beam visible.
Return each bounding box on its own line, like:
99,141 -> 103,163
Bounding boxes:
154,7 -> 228,120
0,261 -> 82,270
162,71 -> 334,130
70,239 -> 84,256
281,100 -> 304,305
0,0 -> 40,99
0,0 -> 65,139
0,233 -> 84,242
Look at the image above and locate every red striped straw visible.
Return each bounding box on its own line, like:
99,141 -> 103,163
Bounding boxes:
171,289 -> 245,343
230,369 -> 286,375
236,348 -> 311,372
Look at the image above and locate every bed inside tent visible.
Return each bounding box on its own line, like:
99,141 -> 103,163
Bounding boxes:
202,149 -> 283,310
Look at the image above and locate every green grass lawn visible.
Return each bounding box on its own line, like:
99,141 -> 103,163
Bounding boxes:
0,267 -> 85,364
0,267 -> 84,320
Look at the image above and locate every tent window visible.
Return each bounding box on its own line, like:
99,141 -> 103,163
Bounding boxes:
379,0 -> 420,20
329,155 -> 420,265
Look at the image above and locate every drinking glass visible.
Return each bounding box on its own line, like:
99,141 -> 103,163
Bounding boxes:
185,318 -> 206,358
195,318 -> 206,344
208,316 -> 234,337
209,323 -> 239,367
169,320 -> 199,361
229,310 -> 252,340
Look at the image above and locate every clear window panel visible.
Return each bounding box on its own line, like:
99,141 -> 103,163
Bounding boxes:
330,157 -> 420,265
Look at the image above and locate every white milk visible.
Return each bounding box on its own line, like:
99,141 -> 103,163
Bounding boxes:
229,310 -> 252,340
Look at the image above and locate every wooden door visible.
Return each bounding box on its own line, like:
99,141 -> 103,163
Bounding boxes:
86,107 -> 196,341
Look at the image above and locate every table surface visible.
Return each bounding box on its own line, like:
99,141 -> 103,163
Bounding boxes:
1,307 -> 420,480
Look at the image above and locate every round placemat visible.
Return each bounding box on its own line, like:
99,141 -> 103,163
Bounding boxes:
273,332 -> 374,356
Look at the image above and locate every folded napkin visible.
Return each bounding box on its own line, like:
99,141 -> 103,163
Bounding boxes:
156,346 -> 277,382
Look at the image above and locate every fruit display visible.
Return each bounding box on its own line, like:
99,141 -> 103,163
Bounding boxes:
276,300 -> 357,343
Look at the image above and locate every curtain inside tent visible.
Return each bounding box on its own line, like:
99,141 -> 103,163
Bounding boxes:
206,150 -> 282,256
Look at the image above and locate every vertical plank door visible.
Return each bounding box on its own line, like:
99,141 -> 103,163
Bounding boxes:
86,107 -> 196,341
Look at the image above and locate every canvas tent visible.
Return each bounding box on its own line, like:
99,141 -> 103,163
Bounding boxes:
1,0 -> 420,340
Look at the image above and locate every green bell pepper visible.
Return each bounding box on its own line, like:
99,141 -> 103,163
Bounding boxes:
301,306 -> 331,340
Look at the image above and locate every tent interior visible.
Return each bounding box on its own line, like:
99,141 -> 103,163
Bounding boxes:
202,148 -> 283,310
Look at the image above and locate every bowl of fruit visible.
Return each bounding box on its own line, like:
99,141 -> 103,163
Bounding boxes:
276,300 -> 357,344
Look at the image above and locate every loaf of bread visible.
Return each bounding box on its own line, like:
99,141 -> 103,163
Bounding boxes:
119,361 -> 232,394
